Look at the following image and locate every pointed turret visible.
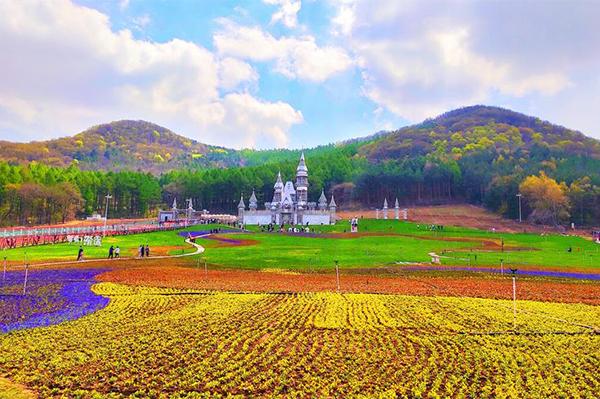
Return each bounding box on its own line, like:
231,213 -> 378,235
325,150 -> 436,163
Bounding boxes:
249,190 -> 258,211
296,152 -> 309,204
382,198 -> 388,219
395,198 -> 399,208
274,171 -> 284,189
237,194 -> 245,220
296,152 -> 308,175
318,190 -> 327,210
272,171 -> 284,204
394,198 -> 400,220
329,194 -> 337,223
172,198 -> 177,211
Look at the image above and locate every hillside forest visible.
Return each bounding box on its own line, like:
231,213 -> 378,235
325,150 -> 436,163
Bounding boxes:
0,106 -> 599,227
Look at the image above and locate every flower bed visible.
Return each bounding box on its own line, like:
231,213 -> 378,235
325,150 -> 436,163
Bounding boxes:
1,268 -> 109,333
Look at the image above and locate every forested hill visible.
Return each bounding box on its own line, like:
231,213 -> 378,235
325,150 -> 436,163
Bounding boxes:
1,105 -> 600,226
351,105 -> 600,225
360,105 -> 600,161
0,120 -> 239,173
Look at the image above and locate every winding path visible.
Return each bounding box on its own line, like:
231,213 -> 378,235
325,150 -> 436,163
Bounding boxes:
9,238 -> 205,270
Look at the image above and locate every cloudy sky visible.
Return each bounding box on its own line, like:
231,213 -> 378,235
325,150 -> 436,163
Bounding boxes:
0,0 -> 599,148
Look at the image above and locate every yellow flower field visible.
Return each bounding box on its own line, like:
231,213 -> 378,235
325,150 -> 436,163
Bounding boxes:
0,284 -> 598,398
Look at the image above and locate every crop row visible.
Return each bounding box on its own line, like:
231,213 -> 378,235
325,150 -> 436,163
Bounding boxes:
98,265 -> 600,305
0,284 -> 598,398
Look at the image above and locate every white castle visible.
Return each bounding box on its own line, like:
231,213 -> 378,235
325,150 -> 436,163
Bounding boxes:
238,153 -> 337,225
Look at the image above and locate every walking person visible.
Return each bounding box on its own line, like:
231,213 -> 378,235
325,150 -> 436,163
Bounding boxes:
139,244 -> 144,258
114,246 -> 120,258
145,244 -> 150,258
77,246 -> 84,261
108,245 -> 114,259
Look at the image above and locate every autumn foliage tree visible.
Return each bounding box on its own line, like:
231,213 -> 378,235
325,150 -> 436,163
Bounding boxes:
519,172 -> 570,225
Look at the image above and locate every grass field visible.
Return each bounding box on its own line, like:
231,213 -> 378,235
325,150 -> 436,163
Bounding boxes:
2,219 -> 598,271
0,225 -> 226,264
0,283 -> 598,398
201,220 -> 599,271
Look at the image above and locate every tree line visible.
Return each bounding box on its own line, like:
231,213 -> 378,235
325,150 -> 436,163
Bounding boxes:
0,162 -> 160,226
1,143 -> 598,227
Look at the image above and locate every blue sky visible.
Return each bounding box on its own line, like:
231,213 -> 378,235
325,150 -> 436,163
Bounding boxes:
0,0 -> 599,148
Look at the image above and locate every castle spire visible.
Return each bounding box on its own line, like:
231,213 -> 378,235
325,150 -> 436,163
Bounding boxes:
318,189 -> 327,210
295,152 -> 308,205
249,190 -> 258,211
296,152 -> 308,175
274,171 -> 283,188
238,194 -> 245,209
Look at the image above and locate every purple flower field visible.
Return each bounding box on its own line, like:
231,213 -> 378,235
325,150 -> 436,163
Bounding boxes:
0,268 -> 109,334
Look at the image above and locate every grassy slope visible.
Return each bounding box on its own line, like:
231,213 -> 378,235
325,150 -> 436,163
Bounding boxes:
2,220 -> 598,270
201,220 -> 599,271
1,224 -> 230,263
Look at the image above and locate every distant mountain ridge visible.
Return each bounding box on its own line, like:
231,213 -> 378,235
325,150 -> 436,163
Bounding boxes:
359,105 -> 600,161
0,120 -> 239,173
0,106 -> 599,174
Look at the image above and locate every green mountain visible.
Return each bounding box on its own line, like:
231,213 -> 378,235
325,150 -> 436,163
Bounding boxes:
0,120 -> 239,173
360,105 -> 600,161
1,105 -> 599,226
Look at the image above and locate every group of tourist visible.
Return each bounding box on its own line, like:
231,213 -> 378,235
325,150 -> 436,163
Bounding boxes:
256,223 -> 312,233
107,245 -> 121,259
416,224 -> 445,231
138,244 -> 150,258
75,244 -> 151,261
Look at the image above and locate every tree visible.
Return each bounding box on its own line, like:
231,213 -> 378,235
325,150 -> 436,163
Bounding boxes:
519,172 -> 570,225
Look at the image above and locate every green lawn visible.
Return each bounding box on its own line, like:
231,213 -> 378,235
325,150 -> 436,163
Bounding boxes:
1,224 -> 231,263
204,219 -> 599,271
2,220 -> 598,271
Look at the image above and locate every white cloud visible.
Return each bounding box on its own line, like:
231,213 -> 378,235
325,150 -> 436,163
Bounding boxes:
0,0 -> 302,148
330,0 -> 355,36
214,19 -> 353,82
216,93 -> 303,148
218,57 -> 259,91
329,0 -> 599,136
263,0 -> 301,29
131,14 -> 151,31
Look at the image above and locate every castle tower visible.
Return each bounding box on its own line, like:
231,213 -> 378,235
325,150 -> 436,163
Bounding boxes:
383,198 -> 388,220
318,190 -> 327,210
238,194 -> 245,220
329,195 -> 337,223
394,198 -> 400,220
296,152 -> 308,206
172,198 -> 178,211
249,190 -> 258,211
272,171 -> 284,204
